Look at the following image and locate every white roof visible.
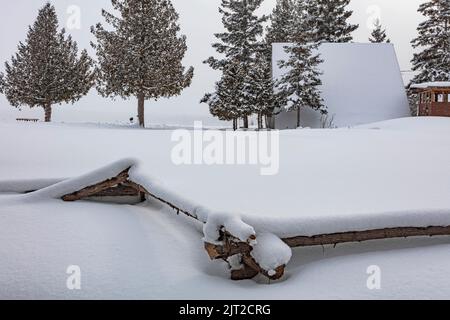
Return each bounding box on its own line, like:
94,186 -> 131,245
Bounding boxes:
410,82 -> 450,89
272,43 -> 411,128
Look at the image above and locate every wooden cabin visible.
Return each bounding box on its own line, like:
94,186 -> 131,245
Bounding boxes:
411,82 -> 450,117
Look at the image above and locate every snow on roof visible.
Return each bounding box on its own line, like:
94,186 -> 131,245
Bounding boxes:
272,43 -> 411,129
410,82 -> 450,89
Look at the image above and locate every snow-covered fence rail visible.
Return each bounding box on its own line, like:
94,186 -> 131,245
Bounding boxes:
58,162 -> 288,281
284,226 -> 450,248
5,159 -> 450,282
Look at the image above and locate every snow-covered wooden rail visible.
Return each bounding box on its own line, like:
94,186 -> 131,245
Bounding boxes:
60,166 -> 287,281
283,226 -> 450,248
9,160 -> 450,282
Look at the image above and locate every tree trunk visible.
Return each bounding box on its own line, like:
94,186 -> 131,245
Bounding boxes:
257,113 -> 263,130
44,103 -> 52,122
297,108 -> 301,128
243,116 -> 249,129
265,115 -> 271,129
137,92 -> 145,128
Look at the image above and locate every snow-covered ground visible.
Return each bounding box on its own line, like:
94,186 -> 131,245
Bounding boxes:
2,196 -> 450,299
0,117 -> 449,299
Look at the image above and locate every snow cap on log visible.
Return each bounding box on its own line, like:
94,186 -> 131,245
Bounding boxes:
26,158 -> 139,201
250,233 -> 292,277
203,212 -> 256,245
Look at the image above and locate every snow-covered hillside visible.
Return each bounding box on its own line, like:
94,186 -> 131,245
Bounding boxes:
0,117 -> 449,299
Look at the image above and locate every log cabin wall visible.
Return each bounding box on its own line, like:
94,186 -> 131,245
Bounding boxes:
418,88 -> 450,117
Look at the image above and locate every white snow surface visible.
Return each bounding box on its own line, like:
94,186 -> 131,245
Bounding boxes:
410,82 -> 450,89
272,43 -> 410,129
2,197 -> 450,299
0,117 -> 449,239
0,117 -> 450,299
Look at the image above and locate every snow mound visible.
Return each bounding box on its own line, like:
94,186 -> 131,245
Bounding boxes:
0,178 -> 65,194
251,233 -> 292,276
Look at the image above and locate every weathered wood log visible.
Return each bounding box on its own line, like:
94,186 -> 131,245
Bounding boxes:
204,231 -> 285,281
122,180 -> 200,221
242,254 -> 285,281
283,225 -> 450,248
90,184 -> 141,197
231,263 -> 259,280
62,169 -> 130,202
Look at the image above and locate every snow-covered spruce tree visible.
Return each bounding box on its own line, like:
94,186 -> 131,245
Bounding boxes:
0,3 -> 94,122
277,1 -> 326,128
247,50 -> 279,130
201,60 -> 244,131
91,0 -> 194,128
310,0 -> 358,43
266,0 -> 296,44
369,19 -> 390,43
202,0 -> 268,129
410,0 -> 450,85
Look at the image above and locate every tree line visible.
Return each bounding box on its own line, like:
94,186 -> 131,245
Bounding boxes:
0,0 -> 448,128
0,0 -> 193,126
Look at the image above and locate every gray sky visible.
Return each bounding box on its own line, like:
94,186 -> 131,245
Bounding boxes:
0,0 -> 425,125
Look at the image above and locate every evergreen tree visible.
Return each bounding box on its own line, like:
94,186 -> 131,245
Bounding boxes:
247,50 -> 280,129
369,19 -> 390,43
201,60 -> 243,131
266,0 -> 296,44
410,0 -> 450,85
91,0 -> 194,127
0,3 -> 94,122
310,0 -> 358,43
277,1 -> 326,128
202,0 -> 267,129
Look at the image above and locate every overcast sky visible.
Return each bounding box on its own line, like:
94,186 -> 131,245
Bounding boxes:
0,0 -> 425,124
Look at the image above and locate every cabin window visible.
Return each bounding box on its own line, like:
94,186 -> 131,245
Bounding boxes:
437,94 -> 445,102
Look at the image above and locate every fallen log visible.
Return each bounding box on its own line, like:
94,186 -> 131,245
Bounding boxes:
62,169 -> 130,202
283,225 -> 450,248
91,184 -> 141,198
60,170 -> 268,280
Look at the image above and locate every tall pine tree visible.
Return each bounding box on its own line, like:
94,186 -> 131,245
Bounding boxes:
201,60 -> 244,131
247,49 -> 280,130
202,0 -> 267,129
369,19 -> 390,43
91,0 -> 194,127
310,0 -> 358,43
266,0 -> 296,44
277,0 -> 326,128
0,3 -> 94,122
410,0 -> 450,85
